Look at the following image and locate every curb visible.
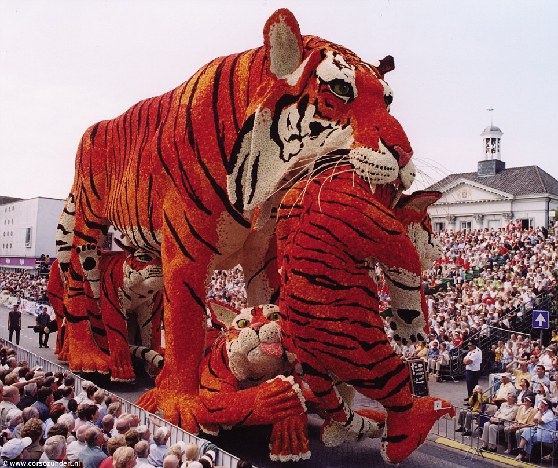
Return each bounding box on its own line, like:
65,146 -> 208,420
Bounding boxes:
435,437 -> 538,467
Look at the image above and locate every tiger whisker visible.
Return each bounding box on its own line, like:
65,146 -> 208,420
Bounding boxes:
288,157 -> 351,218
316,160 -> 355,212
272,154 -> 344,197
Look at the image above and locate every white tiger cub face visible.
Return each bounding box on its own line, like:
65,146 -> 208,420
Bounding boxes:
122,249 -> 163,301
208,301 -> 291,387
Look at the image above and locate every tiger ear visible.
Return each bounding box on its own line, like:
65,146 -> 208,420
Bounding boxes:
395,190 -> 442,214
207,300 -> 239,329
227,10 -> 309,216
263,8 -> 303,79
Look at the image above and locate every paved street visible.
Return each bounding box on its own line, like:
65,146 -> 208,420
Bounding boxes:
0,305 -> 509,467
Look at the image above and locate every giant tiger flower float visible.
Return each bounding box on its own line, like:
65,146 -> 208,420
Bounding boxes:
51,6 -> 454,462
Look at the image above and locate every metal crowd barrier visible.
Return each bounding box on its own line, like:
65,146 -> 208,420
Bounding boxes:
0,338 -> 244,468
433,404 -> 558,466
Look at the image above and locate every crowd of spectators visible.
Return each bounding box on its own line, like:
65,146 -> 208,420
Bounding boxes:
0,344 -> 252,468
452,342 -> 558,462
379,224 -> 558,363
0,272 -> 48,304
206,266 -> 247,310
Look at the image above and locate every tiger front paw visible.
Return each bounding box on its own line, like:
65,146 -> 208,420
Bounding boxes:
252,376 -> 306,424
77,243 -> 102,298
270,414 -> 310,462
110,349 -> 136,382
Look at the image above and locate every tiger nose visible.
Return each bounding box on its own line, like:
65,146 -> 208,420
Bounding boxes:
393,145 -> 413,167
251,322 -> 264,331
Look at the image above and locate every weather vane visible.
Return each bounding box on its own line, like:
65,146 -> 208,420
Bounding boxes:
487,108 -> 494,126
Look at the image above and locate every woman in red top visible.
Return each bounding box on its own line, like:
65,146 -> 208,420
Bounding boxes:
453,332 -> 463,348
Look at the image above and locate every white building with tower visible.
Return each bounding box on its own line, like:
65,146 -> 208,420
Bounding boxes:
426,121 -> 558,232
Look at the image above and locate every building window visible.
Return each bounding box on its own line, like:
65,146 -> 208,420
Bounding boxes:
25,227 -> 32,247
460,221 -> 472,231
433,222 -> 445,233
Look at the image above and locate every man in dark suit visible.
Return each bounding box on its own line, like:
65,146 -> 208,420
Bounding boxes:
36,307 -> 51,348
8,304 -> 21,345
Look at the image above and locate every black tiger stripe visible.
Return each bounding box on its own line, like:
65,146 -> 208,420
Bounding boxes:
295,335 -> 357,351
382,271 -> 421,291
246,255 -> 275,288
382,434 -> 408,444
182,281 -> 206,312
290,268 -> 378,298
106,324 -> 127,343
182,211 -> 220,255
316,202 -> 401,239
291,252 -> 368,276
228,54 -> 241,134
313,386 -> 335,398
246,150 -> 260,206
212,58 -> 229,169
162,212 -> 195,262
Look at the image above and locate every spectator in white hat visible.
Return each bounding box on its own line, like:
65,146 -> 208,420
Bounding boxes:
76,381 -> 94,404
0,436 -> 32,463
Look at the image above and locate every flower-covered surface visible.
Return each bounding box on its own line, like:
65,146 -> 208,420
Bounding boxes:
192,301 -> 310,462
47,248 -> 163,381
276,165 -> 455,464
52,6 -> 420,429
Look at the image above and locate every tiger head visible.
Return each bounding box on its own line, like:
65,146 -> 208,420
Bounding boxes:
394,191 -> 443,270
116,239 -> 163,299
228,8 -> 415,218
207,300 -> 292,387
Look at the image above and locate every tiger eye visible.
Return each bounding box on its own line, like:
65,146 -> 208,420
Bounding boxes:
236,319 -> 250,328
329,80 -> 353,99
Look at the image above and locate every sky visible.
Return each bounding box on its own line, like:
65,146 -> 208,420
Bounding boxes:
1,0 -> 557,200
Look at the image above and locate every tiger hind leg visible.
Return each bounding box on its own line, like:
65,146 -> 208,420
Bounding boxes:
336,342 -> 454,464
300,362 -> 384,447
381,396 -> 454,464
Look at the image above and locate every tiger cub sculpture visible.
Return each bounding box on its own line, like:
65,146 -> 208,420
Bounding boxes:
276,165 -> 454,464
194,301 -> 309,462
98,241 -> 163,381
47,244 -> 163,381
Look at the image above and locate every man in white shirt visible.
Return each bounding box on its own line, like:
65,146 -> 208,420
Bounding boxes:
0,386 -> 20,429
538,348 -> 555,372
485,373 -> 516,415
463,340 -> 483,401
491,373 -> 516,406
